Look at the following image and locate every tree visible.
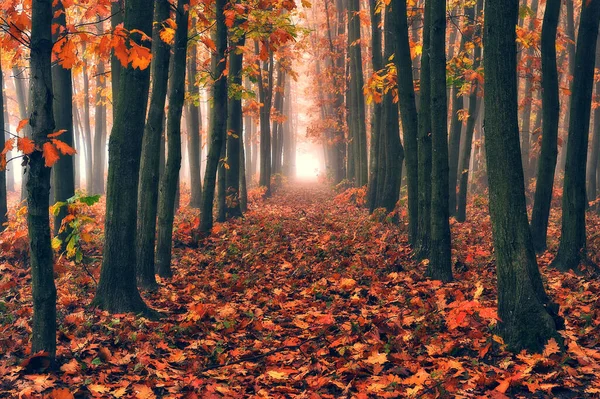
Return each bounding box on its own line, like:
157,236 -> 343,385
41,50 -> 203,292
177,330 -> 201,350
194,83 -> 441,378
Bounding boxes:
187,33 -> 202,209
136,0 -> 171,291
416,0 -> 432,258
483,0 -> 561,352
51,0 -> 75,238
551,0 -> 600,272
92,20 -> 107,195
530,0 -> 561,253
427,0 -> 452,282
392,0 -> 419,244
225,17 -> 246,219
199,0 -> 228,234
0,58 -> 6,232
28,0 -> 57,359
111,0 -> 124,122
155,0 -> 190,278
588,38 -> 600,207
92,0 -> 155,314
257,43 -> 273,194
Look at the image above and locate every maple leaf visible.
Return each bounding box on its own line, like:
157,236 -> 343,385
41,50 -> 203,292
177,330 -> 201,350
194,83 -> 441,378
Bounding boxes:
42,142 -> 61,167
17,137 -> 36,155
47,388 -> 75,399
51,139 -> 76,156
543,338 -> 560,357
59,358 -> 80,375
365,352 -> 388,365
16,118 -> 29,133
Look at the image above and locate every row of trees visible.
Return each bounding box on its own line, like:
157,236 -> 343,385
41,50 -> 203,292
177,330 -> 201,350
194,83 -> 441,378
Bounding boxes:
0,0 -> 304,360
306,0 -> 600,352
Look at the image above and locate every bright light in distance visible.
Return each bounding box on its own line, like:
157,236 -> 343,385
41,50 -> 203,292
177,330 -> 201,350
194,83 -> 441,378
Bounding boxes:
295,151 -> 320,180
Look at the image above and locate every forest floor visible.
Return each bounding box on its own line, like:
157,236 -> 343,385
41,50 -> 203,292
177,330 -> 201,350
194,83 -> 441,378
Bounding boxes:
1,182 -> 600,398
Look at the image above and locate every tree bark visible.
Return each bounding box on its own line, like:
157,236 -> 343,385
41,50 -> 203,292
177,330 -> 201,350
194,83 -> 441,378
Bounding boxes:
92,21 -> 107,195
416,0 -> 432,258
0,58 -> 6,231
155,0 -> 189,278
530,0 -> 561,253
135,0 -> 171,291
199,0 -> 228,234
187,36 -> 202,209
51,0 -> 76,238
551,0 -> 600,272
81,49 -> 93,194
484,0 -> 561,353
28,0 -> 57,359
111,0 -> 124,123
92,0 -> 155,314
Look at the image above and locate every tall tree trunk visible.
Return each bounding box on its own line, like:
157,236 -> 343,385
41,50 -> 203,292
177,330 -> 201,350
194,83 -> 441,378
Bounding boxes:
558,0 -> 577,173
484,0 -> 561,353
93,21 -> 107,195
92,0 -> 155,314
456,0 -> 483,223
225,32 -> 245,218
586,34 -> 600,206
2,73 -> 14,193
393,0 -> 419,244
155,0 -> 189,278
199,0 -> 228,234
81,49 -> 93,194
187,36 -> 202,209
51,1 -> 75,238
530,0 -> 561,253
28,0 -> 57,359
0,59 -> 6,231
135,0 -> 171,291
416,0 -> 432,258
257,44 -> 273,194
448,4 -> 475,216
551,0 -> 600,272
427,0 -> 452,282
367,0 -> 383,211
13,68 -> 29,199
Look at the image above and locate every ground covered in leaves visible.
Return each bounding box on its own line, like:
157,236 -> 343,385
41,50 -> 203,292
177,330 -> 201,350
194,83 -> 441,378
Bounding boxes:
1,182 -> 600,398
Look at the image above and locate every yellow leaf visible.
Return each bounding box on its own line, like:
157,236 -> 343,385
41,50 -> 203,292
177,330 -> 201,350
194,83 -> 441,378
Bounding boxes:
365,352 -> 388,365
267,370 -> 289,380
543,338 -> 560,357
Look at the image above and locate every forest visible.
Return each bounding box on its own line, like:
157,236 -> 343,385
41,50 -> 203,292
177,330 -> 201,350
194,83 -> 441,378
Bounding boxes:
1,0 -> 600,397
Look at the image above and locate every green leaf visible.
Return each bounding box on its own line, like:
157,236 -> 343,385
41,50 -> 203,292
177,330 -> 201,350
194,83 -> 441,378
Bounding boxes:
51,237 -> 62,251
78,195 -> 101,206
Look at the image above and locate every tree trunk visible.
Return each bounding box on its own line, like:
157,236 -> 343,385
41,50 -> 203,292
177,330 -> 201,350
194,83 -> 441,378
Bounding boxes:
187,37 -> 202,209
586,36 -> 600,207
484,0 -> 561,353
155,0 -> 189,278
558,0 -> 577,173
448,4 -> 475,216
257,45 -> 273,194
427,0 -> 453,282
199,0 -> 228,234
456,0 -> 483,223
416,0 -> 432,258
135,0 -> 171,291
92,21 -> 107,195
393,0 -> 419,244
225,32 -> 245,218
2,73 -> 14,193
551,0 -> 600,272
111,0 -> 124,123
13,68 -> 29,200
92,0 -> 155,314
28,0 -> 57,359
51,0 -> 76,238
530,0 -> 561,253
81,50 -> 93,194
0,58 -> 6,231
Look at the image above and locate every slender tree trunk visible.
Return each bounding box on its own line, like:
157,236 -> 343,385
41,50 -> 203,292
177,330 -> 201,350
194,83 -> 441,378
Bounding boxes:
448,4 -> 475,216
0,59 -> 6,231
225,31 -> 245,218
92,0 -> 155,314
187,38 -> 202,209
257,45 -> 273,194
530,0 -> 561,253
456,0 -> 483,223
135,0 -> 171,291
81,50 -> 93,194
13,68 -> 29,199
93,23 -> 107,195
551,0 -> 600,272
586,35 -> 600,206
199,0 -> 228,234
484,0 -> 561,353
367,0 -> 383,211
51,1 -> 75,237
28,0 -> 57,359
155,0 -> 189,278
558,0 -> 577,173
427,0 -> 453,282
416,0 -> 432,258
393,0 -> 419,244
2,72 -> 14,193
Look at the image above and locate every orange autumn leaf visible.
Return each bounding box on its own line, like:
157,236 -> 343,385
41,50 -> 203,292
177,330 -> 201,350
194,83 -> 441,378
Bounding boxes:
47,388 -> 75,399
48,129 -> 67,138
17,137 -> 36,154
51,139 -> 76,156
17,118 -> 29,133
42,142 -> 61,167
